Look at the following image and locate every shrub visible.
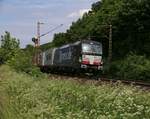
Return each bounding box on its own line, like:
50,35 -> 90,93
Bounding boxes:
0,31 -> 43,78
7,50 -> 44,78
0,31 -> 20,65
109,54 -> 150,80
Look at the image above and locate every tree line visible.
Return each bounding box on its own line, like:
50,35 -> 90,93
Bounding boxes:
53,0 -> 150,59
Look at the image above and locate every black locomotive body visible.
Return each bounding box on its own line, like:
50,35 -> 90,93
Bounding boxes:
38,40 -> 103,73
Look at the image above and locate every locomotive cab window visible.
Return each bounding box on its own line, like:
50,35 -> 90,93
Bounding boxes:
82,43 -> 102,55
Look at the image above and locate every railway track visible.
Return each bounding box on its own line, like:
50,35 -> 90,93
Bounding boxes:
49,73 -> 150,90
100,78 -> 150,90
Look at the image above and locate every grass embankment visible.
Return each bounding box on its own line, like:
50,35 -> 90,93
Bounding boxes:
0,65 -> 150,119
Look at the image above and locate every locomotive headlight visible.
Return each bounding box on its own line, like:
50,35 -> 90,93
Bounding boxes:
98,65 -> 103,70
100,61 -> 103,65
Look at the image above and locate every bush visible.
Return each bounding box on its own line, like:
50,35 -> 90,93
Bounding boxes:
0,31 -> 20,65
7,50 -> 44,78
0,31 -> 43,78
109,54 -> 150,80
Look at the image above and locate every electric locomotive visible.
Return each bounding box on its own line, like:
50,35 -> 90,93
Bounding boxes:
38,40 -> 103,74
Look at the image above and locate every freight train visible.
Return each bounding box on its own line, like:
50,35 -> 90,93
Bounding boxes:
36,40 -> 103,74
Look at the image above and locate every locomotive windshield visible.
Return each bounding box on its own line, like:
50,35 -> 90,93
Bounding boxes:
82,43 -> 102,55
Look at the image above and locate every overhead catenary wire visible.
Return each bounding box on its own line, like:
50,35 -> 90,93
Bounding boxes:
40,24 -> 63,38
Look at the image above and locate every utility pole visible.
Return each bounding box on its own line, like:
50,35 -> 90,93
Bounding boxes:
33,23 -> 63,47
108,24 -> 112,62
37,21 -> 44,47
0,36 -> 1,48
32,23 -> 63,65
34,21 -> 44,65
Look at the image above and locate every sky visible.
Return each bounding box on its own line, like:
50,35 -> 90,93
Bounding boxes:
0,0 -> 98,48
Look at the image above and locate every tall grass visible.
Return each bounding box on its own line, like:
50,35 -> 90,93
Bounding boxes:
0,65 -> 150,119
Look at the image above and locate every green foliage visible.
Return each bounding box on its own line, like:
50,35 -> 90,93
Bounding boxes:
53,33 -> 71,47
25,44 -> 35,53
113,0 -> 150,58
0,65 -> 150,119
109,54 -> 150,80
0,31 -> 20,64
7,48 -> 43,78
0,31 -> 43,77
91,1 -> 102,12
52,0 -> 150,59
39,42 -> 54,51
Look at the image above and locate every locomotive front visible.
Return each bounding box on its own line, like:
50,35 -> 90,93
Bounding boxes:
80,40 -> 103,72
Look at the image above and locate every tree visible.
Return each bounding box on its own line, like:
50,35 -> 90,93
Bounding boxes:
52,0 -> 150,59
0,31 -> 20,64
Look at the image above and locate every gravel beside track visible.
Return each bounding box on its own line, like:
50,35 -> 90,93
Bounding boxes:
49,73 -> 150,91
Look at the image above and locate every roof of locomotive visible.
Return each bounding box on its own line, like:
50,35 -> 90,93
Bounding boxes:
81,40 -> 102,45
58,40 -> 102,50
59,41 -> 80,49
